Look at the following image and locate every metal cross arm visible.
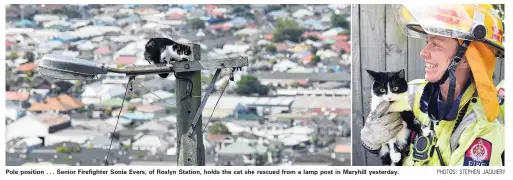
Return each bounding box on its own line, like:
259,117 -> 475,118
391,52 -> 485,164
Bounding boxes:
37,54 -> 248,79
173,56 -> 248,73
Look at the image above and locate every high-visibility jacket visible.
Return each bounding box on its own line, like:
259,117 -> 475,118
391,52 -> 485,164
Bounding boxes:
496,80 -> 505,124
401,79 -> 505,166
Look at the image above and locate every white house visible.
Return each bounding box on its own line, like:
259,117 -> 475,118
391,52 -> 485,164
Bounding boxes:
6,112 -> 71,141
45,128 -> 97,146
142,90 -> 174,104
132,134 -> 174,154
81,84 -> 126,105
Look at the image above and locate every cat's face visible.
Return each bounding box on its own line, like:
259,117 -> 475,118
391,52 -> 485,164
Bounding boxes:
366,69 -> 408,102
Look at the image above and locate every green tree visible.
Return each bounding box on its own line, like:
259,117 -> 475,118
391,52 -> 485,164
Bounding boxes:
265,5 -> 282,13
306,35 -> 319,41
87,109 -> 93,118
7,51 -> 18,60
268,58 -> 277,64
136,152 -> 146,159
331,14 -> 350,29
264,44 -> 277,53
311,55 -> 321,65
273,18 -> 305,43
189,18 -> 205,30
56,146 -> 69,153
23,52 -> 35,62
208,123 -> 231,135
72,146 -> 81,153
235,75 -> 269,96
51,7 -> 81,18
232,6 -> 246,14
310,135 -> 319,145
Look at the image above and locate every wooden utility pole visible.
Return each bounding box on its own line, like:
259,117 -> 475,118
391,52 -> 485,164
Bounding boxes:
176,44 -> 204,166
170,43 -> 247,166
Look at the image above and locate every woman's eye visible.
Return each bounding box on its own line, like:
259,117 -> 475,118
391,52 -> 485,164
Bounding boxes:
393,87 -> 398,91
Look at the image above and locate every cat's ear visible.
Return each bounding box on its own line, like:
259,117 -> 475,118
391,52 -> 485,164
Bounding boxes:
366,69 -> 379,80
396,69 -> 405,79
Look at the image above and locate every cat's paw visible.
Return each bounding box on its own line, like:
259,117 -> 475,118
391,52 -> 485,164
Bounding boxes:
421,126 -> 431,137
390,152 -> 402,163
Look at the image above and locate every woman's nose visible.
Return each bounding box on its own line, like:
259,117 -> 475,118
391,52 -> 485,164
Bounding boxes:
420,45 -> 430,59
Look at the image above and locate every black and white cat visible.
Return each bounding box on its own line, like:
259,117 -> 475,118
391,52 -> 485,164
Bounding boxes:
366,69 -> 429,166
144,37 -> 192,78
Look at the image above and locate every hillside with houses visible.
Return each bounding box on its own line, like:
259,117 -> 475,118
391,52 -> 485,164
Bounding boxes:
5,4 -> 351,166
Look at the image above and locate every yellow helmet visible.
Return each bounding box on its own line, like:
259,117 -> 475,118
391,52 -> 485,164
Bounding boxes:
393,4 -> 504,56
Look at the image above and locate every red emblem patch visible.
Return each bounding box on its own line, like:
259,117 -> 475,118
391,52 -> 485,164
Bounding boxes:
463,138 -> 492,166
498,88 -> 505,99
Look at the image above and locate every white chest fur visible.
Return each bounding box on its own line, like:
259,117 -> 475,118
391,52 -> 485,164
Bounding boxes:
161,46 -> 189,62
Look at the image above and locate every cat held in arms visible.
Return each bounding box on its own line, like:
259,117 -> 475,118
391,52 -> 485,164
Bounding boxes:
144,37 -> 192,78
366,69 -> 428,166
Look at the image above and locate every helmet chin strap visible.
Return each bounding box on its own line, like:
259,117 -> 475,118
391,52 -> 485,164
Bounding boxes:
434,40 -> 471,120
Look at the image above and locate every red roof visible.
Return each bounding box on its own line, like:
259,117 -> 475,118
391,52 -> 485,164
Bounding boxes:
222,24 -> 232,31
334,145 -> 351,153
6,91 -> 30,101
209,23 -> 224,30
331,41 -> 351,53
29,94 -> 84,112
115,56 -> 137,65
207,134 -> 233,142
311,108 -> 350,115
302,55 -> 313,64
17,62 -> 37,72
205,5 -> 217,11
94,47 -> 111,54
136,104 -> 164,113
302,31 -> 321,38
319,35 -> 349,41
209,23 -> 232,31
264,34 -> 273,40
167,13 -> 185,20
212,11 -> 224,17
275,43 -> 288,51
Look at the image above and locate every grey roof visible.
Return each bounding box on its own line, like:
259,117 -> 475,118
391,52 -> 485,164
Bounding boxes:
87,136 -> 121,149
242,96 -> 295,107
255,72 -> 350,81
312,118 -> 337,128
5,141 -> 219,166
139,78 -> 176,92
218,142 -> 260,155
135,120 -> 172,132
236,132 -> 259,140
6,142 -> 131,166
317,82 -> 345,89
292,153 -> 349,166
